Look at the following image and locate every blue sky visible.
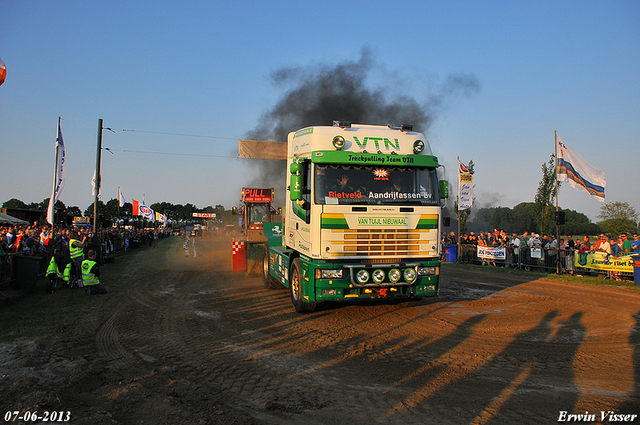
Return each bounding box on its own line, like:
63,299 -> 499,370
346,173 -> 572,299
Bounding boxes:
1,0 -> 638,222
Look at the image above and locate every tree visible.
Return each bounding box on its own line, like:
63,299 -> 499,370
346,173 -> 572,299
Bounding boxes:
474,203 -> 601,236
119,202 -> 133,224
213,204 -> 228,223
175,203 -> 197,223
38,198 -> 66,212
2,198 -> 28,209
100,198 -> 121,224
485,206 -> 514,232
67,206 -> 83,217
597,201 -> 639,236
150,202 -> 181,224
84,201 -> 106,218
512,202 -> 538,234
534,154 -> 559,236
37,198 -> 50,211
561,208 -> 601,236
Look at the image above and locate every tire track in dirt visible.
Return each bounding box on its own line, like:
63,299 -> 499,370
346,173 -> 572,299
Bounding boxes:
94,304 -> 135,369
60,236 -> 640,424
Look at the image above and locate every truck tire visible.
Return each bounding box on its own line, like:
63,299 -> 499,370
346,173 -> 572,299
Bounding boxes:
290,258 -> 316,313
263,244 -> 283,290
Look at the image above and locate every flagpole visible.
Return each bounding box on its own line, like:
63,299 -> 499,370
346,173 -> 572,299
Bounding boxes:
93,118 -> 103,235
46,118 -> 61,226
555,130 -> 559,212
457,156 -> 461,263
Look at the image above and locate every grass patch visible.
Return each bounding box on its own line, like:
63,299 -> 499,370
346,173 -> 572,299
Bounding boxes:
443,261 -> 547,277
442,261 -> 640,290
542,270 -> 640,290
0,237 -> 177,342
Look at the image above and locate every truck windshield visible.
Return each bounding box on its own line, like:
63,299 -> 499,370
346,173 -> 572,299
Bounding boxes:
314,164 -> 440,206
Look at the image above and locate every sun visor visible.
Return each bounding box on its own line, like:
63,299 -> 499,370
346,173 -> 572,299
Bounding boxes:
238,139 -> 287,160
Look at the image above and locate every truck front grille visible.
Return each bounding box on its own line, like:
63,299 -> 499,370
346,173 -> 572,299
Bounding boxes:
324,228 -> 437,257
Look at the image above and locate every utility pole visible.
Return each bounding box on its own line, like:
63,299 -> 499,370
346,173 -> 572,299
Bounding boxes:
554,130 -> 560,275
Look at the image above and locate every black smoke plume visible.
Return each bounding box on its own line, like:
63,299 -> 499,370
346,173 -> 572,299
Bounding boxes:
244,47 -> 481,204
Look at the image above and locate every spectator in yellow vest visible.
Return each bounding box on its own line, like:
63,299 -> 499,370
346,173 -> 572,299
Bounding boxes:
81,249 -> 108,295
69,230 -> 87,275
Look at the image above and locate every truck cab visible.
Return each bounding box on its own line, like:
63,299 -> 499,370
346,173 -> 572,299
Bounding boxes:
265,122 -> 447,312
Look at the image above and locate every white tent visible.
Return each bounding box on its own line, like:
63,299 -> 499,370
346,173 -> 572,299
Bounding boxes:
0,212 -> 28,225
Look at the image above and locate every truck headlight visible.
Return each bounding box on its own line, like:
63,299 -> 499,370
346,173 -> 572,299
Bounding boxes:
332,136 -> 346,150
316,269 -> 344,279
418,266 -> 439,276
372,269 -> 385,283
388,268 -> 401,283
356,270 -> 370,284
403,268 -> 416,283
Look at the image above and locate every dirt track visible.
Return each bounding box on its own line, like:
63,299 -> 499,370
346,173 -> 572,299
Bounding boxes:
1,235 -> 639,425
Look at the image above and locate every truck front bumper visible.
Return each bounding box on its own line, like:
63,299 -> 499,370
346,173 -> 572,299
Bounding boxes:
307,260 -> 440,302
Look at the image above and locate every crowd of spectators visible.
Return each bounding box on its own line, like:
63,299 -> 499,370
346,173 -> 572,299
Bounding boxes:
0,221 -> 170,287
453,228 -> 639,276
457,229 -> 639,254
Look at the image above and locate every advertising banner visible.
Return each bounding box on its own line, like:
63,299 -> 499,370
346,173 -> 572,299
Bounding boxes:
458,158 -> 473,210
574,251 -> 633,273
477,246 -> 506,260
531,247 -> 542,259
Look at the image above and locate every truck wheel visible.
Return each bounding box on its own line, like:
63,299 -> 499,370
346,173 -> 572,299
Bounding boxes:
263,244 -> 282,290
290,258 -> 316,313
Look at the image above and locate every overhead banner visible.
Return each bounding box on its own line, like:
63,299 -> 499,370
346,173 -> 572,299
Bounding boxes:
575,251 -> 633,273
458,158 -> 473,210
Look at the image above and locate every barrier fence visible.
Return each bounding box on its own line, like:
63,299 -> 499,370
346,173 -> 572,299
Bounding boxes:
456,244 -> 635,280
1,230 -> 174,293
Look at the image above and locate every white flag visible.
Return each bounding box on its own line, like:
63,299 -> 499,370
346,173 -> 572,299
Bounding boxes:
118,188 -> 126,207
557,135 -> 606,201
91,170 -> 101,198
47,118 -> 66,225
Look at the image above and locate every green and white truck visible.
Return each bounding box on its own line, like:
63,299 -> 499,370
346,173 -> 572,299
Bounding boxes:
262,121 -> 448,312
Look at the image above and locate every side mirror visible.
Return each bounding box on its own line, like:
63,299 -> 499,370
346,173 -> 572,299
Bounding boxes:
290,162 -> 303,201
439,180 -> 449,199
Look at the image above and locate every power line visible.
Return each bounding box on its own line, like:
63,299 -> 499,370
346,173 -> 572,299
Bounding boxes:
106,148 -> 238,159
118,128 -> 239,141
104,127 -> 241,158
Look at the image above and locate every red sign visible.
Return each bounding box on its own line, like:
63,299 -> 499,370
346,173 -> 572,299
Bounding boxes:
242,188 -> 273,203
192,213 -> 216,218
